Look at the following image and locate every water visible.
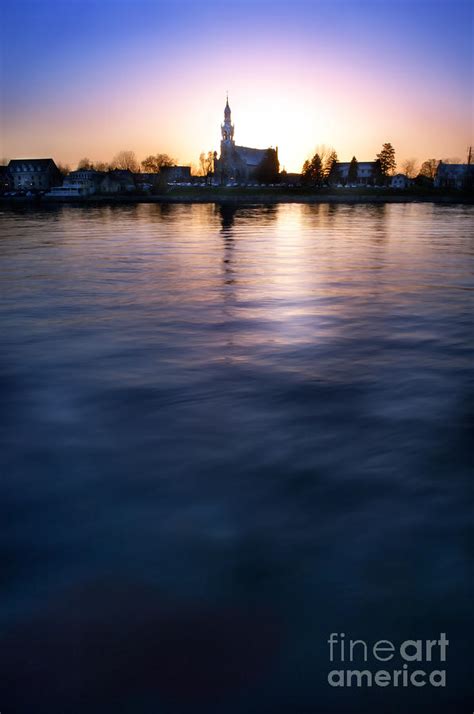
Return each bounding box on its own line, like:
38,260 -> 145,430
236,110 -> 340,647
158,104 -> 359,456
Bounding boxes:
0,202 -> 472,713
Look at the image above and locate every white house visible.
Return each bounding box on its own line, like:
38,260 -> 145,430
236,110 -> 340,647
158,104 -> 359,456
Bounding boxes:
390,173 -> 412,189
46,169 -> 103,197
337,161 -> 376,185
47,169 -> 103,197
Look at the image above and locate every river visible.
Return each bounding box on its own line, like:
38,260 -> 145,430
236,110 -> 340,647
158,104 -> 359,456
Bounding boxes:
0,202 -> 472,712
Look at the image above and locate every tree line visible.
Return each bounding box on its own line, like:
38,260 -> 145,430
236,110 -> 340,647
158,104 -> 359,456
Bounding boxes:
301,142 -> 465,186
54,145 -> 467,182
63,150 -> 178,176
301,143 -> 397,186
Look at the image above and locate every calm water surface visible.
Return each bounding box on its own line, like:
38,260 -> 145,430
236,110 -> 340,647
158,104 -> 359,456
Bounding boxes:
0,202 -> 472,713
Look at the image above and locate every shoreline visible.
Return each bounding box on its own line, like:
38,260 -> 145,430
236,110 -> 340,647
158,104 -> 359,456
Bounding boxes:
1,189 -> 473,207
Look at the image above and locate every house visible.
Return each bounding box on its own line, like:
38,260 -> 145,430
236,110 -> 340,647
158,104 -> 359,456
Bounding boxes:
213,97 -> 278,183
134,172 -> 159,191
100,169 -> 135,193
8,158 -> 62,191
434,162 -> 474,190
64,169 -> 103,194
338,161 -> 376,185
390,173 -> 412,189
0,166 -> 13,193
47,169 -> 103,197
160,166 -> 192,183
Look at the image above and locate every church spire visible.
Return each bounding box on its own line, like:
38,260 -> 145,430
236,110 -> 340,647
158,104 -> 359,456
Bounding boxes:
221,93 -> 234,145
224,93 -> 231,121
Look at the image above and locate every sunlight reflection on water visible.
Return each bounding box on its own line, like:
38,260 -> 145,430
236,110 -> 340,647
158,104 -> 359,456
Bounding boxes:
0,202 -> 472,713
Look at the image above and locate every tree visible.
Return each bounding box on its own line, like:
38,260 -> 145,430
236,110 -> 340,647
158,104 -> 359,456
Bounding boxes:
198,151 -> 214,177
401,158 -> 418,178
441,156 -> 461,164
372,158 -> 383,185
141,153 -> 176,173
376,143 -> 396,182
255,148 -> 280,183
347,156 -> 358,184
310,154 -> 323,185
77,157 -> 93,170
419,159 -> 439,180
111,150 -> 139,172
302,153 -> 323,186
313,145 -> 332,172
325,150 -> 340,185
57,163 -> 70,176
92,161 -> 110,172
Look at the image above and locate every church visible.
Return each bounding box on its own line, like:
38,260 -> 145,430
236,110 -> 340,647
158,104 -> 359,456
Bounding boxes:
213,97 -> 279,183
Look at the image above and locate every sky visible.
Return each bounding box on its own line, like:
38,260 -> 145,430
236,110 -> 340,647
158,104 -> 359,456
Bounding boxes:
0,0 -> 472,173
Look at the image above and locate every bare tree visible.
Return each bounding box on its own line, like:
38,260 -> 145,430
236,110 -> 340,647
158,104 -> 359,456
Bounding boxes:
57,163 -> 71,176
198,151 -> 214,176
441,156 -> 461,164
419,159 -> 439,180
92,161 -> 110,172
312,145 -> 335,176
77,157 -> 93,170
141,154 -> 176,173
111,150 -> 139,172
401,158 -> 418,178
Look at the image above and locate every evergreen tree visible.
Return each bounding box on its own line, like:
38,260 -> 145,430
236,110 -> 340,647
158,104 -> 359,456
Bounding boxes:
255,149 -> 280,183
301,153 -> 323,186
372,158 -> 383,186
376,143 -> 396,182
302,159 -> 312,184
326,150 -> 340,185
347,156 -> 358,184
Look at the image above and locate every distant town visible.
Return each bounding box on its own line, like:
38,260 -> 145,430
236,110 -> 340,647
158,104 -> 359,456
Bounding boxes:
1,99 -> 473,200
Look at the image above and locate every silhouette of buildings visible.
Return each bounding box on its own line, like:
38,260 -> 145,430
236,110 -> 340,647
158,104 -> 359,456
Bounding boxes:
0,165 -> 12,192
160,166 -> 191,183
8,158 -> 62,190
434,162 -> 474,190
213,97 -> 278,183
47,168 -> 135,197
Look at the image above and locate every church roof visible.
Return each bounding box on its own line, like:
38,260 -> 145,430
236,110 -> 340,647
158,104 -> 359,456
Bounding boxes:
234,145 -> 267,166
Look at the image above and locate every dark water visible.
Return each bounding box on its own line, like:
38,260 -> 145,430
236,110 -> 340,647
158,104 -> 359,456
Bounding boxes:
0,202 -> 472,713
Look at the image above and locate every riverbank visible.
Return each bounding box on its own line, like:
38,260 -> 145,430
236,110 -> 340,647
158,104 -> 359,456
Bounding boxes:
2,186 -> 473,206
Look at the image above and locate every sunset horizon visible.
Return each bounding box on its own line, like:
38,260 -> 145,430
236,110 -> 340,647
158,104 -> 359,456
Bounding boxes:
1,0 -> 472,173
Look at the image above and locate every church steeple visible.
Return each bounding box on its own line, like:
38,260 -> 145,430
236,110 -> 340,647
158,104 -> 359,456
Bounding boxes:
224,94 -> 231,120
221,94 -> 234,145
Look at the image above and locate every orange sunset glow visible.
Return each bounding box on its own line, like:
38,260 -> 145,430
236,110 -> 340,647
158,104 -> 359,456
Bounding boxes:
1,0 -> 472,172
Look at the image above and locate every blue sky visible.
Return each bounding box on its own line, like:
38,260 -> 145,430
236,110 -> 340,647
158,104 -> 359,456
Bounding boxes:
1,0 -> 472,170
